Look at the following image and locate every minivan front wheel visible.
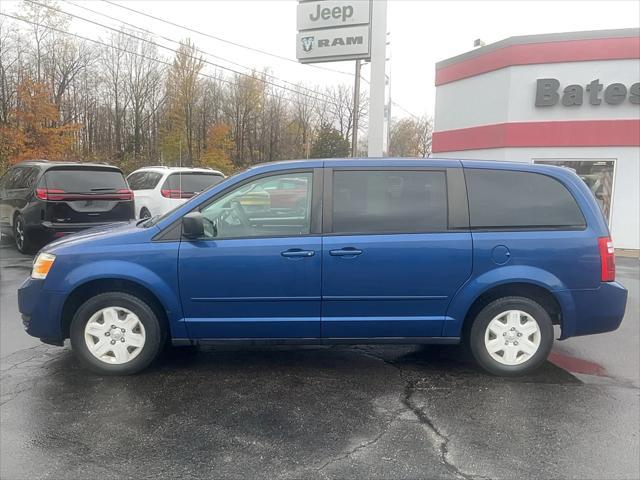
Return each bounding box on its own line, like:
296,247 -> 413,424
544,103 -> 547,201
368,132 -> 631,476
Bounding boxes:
469,296 -> 554,376
70,292 -> 165,375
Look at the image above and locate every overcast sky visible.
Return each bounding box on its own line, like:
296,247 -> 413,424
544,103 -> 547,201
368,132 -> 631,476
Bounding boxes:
4,0 -> 640,119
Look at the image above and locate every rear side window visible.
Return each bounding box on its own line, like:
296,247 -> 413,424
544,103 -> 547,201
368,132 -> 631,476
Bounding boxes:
465,169 -> 586,229
332,170 -> 448,234
5,167 -> 38,189
127,171 -> 163,190
162,173 -> 224,194
43,168 -> 127,192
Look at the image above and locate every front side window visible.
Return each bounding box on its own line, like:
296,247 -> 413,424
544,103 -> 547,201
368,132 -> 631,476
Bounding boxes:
200,172 -> 312,239
331,170 -> 448,234
465,169 -> 586,229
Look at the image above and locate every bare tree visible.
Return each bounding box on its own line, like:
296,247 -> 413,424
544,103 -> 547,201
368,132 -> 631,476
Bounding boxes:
100,30 -> 131,159
125,32 -> 161,163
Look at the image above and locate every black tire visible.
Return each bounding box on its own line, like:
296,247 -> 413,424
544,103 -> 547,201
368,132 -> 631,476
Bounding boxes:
468,296 -> 554,376
69,292 -> 166,375
13,214 -> 35,254
140,207 -> 151,219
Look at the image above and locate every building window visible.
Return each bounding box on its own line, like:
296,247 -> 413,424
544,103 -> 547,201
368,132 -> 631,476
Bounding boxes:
533,160 -> 615,222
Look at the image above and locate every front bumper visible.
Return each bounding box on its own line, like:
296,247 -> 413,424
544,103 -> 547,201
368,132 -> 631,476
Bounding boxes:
18,277 -> 67,341
557,281 -> 628,339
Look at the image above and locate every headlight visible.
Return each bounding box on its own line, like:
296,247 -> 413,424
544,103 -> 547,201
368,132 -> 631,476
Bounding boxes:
32,253 -> 56,280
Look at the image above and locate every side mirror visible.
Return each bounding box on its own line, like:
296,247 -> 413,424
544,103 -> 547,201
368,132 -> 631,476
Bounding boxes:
182,212 -> 204,239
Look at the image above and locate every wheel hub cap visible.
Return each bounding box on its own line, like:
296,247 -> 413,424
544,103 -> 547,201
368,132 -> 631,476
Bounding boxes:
484,310 -> 541,366
84,307 -> 146,365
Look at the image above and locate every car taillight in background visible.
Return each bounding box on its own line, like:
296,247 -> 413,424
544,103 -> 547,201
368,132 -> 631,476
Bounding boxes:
598,236 -> 615,282
161,189 -> 194,199
35,188 -> 133,201
35,188 -> 66,201
115,189 -> 133,200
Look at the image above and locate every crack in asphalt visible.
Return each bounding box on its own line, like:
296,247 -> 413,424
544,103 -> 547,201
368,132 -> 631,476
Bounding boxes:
401,379 -> 491,480
345,346 -> 489,480
0,345 -> 67,406
314,408 -> 405,478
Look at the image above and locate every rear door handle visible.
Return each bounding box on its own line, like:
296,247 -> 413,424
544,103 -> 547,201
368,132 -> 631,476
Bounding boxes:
329,248 -> 363,257
281,249 -> 315,258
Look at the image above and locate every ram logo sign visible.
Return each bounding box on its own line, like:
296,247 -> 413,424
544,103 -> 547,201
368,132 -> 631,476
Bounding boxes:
296,25 -> 370,63
296,0 -> 371,64
301,36 -> 315,52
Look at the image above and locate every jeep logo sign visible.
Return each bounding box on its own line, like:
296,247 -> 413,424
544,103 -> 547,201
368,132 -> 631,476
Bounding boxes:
296,1 -> 371,64
297,1 -> 371,31
536,78 -> 640,107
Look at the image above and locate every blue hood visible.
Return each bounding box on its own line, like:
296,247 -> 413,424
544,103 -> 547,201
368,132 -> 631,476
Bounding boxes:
44,220 -> 159,253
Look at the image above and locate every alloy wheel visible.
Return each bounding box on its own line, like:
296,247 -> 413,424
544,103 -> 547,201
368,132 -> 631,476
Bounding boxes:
14,217 -> 24,251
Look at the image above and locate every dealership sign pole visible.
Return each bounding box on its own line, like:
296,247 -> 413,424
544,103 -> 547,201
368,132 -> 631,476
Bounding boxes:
296,0 -> 387,157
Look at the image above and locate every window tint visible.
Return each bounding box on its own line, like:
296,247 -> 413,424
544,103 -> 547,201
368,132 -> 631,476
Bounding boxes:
127,171 -> 163,190
44,168 -> 128,192
200,172 -> 312,239
465,169 -> 586,229
1,168 -> 19,189
23,168 -> 40,188
6,168 -> 37,189
332,170 -> 448,234
163,172 -> 224,194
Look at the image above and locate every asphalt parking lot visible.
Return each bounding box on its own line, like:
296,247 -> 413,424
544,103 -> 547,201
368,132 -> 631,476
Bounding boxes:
1,240 -> 638,480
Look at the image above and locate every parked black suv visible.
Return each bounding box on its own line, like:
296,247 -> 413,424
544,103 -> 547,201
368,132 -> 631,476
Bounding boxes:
0,161 -> 134,253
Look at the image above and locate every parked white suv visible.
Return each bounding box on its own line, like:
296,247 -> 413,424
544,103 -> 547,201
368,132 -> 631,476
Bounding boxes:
127,167 -> 225,219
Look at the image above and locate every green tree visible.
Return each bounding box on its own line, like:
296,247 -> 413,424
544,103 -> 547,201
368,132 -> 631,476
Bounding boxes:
310,123 -> 349,159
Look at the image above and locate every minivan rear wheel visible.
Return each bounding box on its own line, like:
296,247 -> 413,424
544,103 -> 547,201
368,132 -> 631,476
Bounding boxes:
468,296 -> 554,376
13,214 -> 35,254
70,292 -> 165,375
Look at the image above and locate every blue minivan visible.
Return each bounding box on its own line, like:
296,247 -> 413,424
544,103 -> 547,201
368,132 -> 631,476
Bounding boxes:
18,159 -> 628,376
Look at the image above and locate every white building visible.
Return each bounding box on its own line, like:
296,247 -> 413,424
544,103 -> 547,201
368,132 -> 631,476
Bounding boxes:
433,29 -> 640,250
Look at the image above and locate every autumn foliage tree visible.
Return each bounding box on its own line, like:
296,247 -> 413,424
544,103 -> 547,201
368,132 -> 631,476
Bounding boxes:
199,122 -> 235,174
0,78 -> 79,170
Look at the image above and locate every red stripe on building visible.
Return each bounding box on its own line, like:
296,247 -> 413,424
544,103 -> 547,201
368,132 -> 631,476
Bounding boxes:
436,37 -> 640,86
432,120 -> 640,152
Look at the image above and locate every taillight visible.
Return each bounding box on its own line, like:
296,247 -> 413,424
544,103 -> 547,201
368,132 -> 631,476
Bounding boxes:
116,189 -> 133,200
598,236 -> 615,282
35,188 -> 65,201
161,189 -> 192,199
36,188 -> 132,201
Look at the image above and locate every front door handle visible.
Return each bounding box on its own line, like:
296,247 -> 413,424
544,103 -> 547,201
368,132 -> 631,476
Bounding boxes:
329,247 -> 363,257
281,249 -> 315,258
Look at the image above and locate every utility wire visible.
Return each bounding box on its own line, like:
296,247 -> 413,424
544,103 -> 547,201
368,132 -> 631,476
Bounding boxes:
61,0 -> 336,103
101,0 -> 356,79
60,0 -> 420,120
24,0 -> 336,105
0,12 -> 334,111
